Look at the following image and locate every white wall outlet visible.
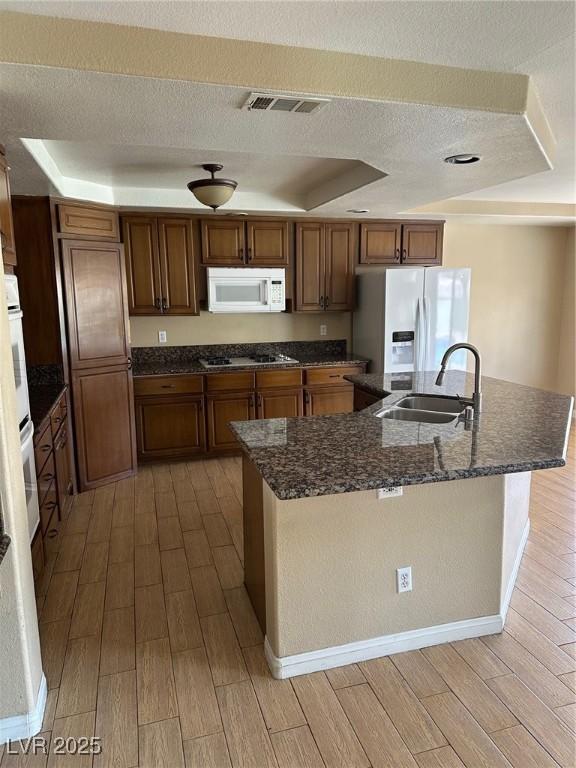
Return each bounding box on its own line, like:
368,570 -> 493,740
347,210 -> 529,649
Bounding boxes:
158,330 -> 167,344
377,487 -> 403,499
396,566 -> 412,593
320,324 -> 327,336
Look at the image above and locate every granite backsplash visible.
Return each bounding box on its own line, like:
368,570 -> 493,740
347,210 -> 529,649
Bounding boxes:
27,364 -> 65,388
132,339 -> 347,365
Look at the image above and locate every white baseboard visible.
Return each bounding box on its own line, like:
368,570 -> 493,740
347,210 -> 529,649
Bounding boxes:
500,518 -> 530,622
0,674 -> 47,746
265,613 -> 503,679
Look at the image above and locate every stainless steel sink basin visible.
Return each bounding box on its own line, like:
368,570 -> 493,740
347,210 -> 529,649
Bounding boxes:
378,409 -> 458,424
396,395 -> 464,414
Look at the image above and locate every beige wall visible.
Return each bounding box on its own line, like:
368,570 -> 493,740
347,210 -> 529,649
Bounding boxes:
0,265 -> 44,726
557,227 -> 575,396
443,223 -> 573,393
264,475 -> 517,659
129,311 -> 352,348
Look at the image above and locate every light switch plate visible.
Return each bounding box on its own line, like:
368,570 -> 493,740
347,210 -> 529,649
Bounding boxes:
158,330 -> 167,344
320,324 -> 327,336
377,487 -> 403,499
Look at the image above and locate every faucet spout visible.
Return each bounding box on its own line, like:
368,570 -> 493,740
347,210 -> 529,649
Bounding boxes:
435,343 -> 482,413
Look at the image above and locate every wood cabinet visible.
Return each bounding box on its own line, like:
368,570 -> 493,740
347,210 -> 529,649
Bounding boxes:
304,385 -> 354,416
201,219 -> 288,266
57,203 -> 119,240
295,222 -> 355,311
72,365 -> 137,488
257,388 -> 303,419
354,387 -> 381,411
360,221 -> 443,265
54,422 -> 73,516
401,222 -> 444,265
62,240 -> 131,370
122,216 -> 197,315
0,149 -> 16,267
206,391 -> 255,452
135,395 -> 206,460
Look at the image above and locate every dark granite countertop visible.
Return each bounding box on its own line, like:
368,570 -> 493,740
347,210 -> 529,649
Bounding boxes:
230,371 -> 574,500
131,341 -> 368,377
29,382 -> 66,433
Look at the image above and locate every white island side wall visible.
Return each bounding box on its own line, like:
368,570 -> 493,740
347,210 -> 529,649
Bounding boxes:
262,474 -> 530,679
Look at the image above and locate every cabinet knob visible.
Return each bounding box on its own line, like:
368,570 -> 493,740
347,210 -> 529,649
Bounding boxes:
239,247 -> 244,261
394,248 -> 401,262
248,247 -> 253,262
155,297 -> 161,311
320,295 -> 324,309
325,296 -> 330,309
161,298 -> 169,312
127,358 -> 132,370
402,248 -> 407,261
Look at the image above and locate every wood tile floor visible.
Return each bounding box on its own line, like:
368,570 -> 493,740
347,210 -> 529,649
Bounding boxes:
2,432 -> 575,767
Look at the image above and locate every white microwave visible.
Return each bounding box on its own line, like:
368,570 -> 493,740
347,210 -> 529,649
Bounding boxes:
207,268 -> 286,313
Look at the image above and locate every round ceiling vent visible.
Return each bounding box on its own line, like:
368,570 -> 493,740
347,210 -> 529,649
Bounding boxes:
444,154 -> 481,165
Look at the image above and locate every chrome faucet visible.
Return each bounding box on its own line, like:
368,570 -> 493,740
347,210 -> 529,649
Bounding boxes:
435,343 -> 482,413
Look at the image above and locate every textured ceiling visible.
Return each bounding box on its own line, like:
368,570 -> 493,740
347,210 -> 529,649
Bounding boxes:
0,1 -> 573,213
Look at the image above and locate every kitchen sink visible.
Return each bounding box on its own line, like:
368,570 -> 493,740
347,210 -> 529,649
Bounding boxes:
377,409 -> 458,424
395,395 -> 465,414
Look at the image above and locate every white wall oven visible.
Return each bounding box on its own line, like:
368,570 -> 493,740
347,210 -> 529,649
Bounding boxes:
207,268 -> 286,313
4,274 -> 40,541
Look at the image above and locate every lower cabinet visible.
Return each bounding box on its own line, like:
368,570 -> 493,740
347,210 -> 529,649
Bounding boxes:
72,365 -> 137,488
256,388 -> 304,419
304,385 -> 355,416
54,423 -> 73,516
206,392 -> 255,452
354,386 -> 381,411
135,395 -> 206,460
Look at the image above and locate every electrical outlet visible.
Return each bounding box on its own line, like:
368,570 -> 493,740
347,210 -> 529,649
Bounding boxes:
320,324 -> 327,336
396,566 -> 412,593
377,487 -> 403,499
158,330 -> 167,344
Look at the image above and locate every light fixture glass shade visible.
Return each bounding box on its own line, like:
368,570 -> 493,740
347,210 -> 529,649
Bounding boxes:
187,164 -> 238,210
190,183 -> 236,208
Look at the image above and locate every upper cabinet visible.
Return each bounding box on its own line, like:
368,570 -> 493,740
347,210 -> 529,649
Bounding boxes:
57,202 -> 120,240
122,215 -> 197,316
201,218 -> 289,266
0,148 -> 16,267
295,222 -> 355,312
360,221 -> 443,266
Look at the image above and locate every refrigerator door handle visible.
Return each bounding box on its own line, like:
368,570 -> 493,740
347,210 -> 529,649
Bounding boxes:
422,296 -> 430,370
415,297 -> 422,372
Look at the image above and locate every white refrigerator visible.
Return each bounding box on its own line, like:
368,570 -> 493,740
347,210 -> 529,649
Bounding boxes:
353,266 -> 471,373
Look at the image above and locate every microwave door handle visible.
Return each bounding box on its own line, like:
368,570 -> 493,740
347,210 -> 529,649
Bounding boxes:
263,280 -> 269,307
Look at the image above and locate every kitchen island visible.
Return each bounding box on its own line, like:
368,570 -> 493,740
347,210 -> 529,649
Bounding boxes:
230,371 -> 574,678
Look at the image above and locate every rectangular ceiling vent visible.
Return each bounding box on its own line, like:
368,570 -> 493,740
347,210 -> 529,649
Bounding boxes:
242,92 -> 330,115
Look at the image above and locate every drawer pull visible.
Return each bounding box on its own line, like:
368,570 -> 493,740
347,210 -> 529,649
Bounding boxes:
40,444 -> 51,453
161,384 -> 176,388
44,501 -> 57,510
47,528 -> 58,539
329,374 -> 340,378
53,416 -> 62,423
42,472 -> 55,482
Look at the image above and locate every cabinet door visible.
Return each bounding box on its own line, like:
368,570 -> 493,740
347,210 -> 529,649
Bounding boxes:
206,392 -> 255,452
58,204 -> 119,240
246,220 -> 289,266
305,385 -> 354,416
0,152 -> 16,266
62,240 -> 131,369
256,388 -> 303,419
201,220 -> 245,265
324,223 -> 355,311
359,222 -> 402,264
135,395 -> 206,459
72,365 -> 137,490
158,218 -> 198,315
402,223 -> 443,265
295,223 -> 324,311
54,424 -> 73,516
122,216 -> 162,315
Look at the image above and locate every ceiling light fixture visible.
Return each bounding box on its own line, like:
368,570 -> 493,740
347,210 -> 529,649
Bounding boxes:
444,154 -> 481,165
347,208 -> 370,214
187,164 -> 237,210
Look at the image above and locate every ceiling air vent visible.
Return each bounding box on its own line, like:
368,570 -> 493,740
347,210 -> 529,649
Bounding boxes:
242,92 -> 330,115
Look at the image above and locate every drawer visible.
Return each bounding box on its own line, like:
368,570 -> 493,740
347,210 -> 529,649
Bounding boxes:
134,375 -> 204,397
255,368 -> 303,390
305,366 -> 364,387
51,399 -> 66,437
206,371 -> 255,393
37,451 -> 56,504
39,481 -> 58,535
58,203 -> 119,240
34,421 -> 54,473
